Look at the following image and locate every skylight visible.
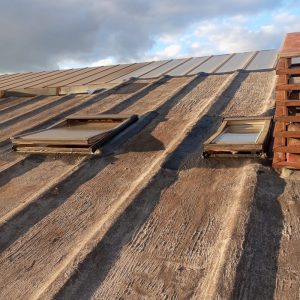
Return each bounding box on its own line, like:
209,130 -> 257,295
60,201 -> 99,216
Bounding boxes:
203,117 -> 272,158
11,114 -> 138,154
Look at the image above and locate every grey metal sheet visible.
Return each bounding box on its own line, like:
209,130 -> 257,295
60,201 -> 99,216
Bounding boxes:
0,71 -> 49,88
216,52 -> 255,73
246,50 -> 277,70
66,64 -> 131,85
20,69 -> 86,89
0,72 -> 34,85
167,56 -> 210,76
140,59 -> 188,78
48,66 -> 114,87
0,70 -> 69,90
88,63 -> 149,84
188,54 -> 231,74
115,60 -> 170,81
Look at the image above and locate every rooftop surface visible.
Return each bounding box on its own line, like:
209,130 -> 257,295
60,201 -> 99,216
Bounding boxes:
0,50 -> 277,91
0,55 -> 299,299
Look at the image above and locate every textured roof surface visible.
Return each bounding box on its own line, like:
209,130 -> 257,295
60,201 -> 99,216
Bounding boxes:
0,62 -> 299,299
0,50 -> 277,91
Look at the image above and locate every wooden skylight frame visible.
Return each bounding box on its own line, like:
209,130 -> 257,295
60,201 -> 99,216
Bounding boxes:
203,117 -> 272,158
11,114 -> 138,154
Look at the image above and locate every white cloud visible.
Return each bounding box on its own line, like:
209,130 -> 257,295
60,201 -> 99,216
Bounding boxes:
161,44 -> 182,58
188,9 -> 300,56
145,44 -> 182,61
88,58 -> 115,67
0,0 -> 283,72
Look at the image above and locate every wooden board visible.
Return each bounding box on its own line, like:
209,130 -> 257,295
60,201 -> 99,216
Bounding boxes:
276,68 -> 300,75
274,131 -> 300,138
1,87 -> 59,98
276,84 -> 300,91
273,161 -> 300,169
59,84 -> 115,95
276,100 -> 300,106
274,146 -> 300,153
275,116 -> 300,122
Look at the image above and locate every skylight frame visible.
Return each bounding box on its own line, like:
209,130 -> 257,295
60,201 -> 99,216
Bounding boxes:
203,117 -> 272,157
11,114 -> 138,154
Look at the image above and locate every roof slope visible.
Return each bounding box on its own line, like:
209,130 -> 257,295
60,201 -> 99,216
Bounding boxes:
0,68 -> 299,299
0,50 -> 277,91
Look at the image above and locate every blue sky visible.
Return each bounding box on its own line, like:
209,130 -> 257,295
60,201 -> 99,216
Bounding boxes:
0,0 -> 299,72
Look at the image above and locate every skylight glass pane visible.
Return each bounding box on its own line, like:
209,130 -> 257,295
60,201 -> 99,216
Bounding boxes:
212,132 -> 260,144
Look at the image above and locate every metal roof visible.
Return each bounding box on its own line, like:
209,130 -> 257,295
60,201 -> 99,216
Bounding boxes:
0,50 -> 278,92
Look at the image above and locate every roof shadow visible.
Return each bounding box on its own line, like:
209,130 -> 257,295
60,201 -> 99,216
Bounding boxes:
0,156 -> 117,252
231,167 -> 285,299
161,71 -> 275,171
112,82 -> 149,94
54,168 -> 179,299
103,77 -> 169,114
0,75 -> 204,252
0,155 -> 45,187
0,95 -> 46,116
124,132 -> 165,152
53,75 -> 211,298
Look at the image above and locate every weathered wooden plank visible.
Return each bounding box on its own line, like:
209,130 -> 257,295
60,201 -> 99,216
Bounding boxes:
276,90 -> 288,101
273,161 -> 300,169
276,68 -> 300,75
274,146 -> 300,153
59,84 -> 116,95
276,100 -> 300,106
275,116 -> 300,122
276,84 -> 300,91
2,87 -> 59,97
274,131 -> 300,138
277,74 -> 289,85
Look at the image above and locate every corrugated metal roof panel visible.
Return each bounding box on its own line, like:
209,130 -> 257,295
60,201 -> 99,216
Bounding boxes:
140,59 -> 188,78
0,50 -> 278,92
32,68 -> 96,88
65,64 -> 131,86
0,71 -> 48,88
216,52 -> 256,73
0,70 -> 69,90
0,72 -> 34,85
166,56 -> 210,76
246,49 -> 277,70
88,63 -> 149,84
47,66 -> 114,87
188,54 -> 231,74
17,69 -> 86,89
115,60 -> 170,81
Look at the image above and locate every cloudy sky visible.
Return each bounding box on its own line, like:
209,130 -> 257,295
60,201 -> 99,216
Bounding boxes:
0,0 -> 299,73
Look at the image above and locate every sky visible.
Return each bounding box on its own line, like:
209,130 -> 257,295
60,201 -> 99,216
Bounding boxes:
0,0 -> 299,73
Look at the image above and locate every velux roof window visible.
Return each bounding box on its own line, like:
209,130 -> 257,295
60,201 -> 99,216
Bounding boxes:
11,114 -> 138,154
203,117 -> 272,157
